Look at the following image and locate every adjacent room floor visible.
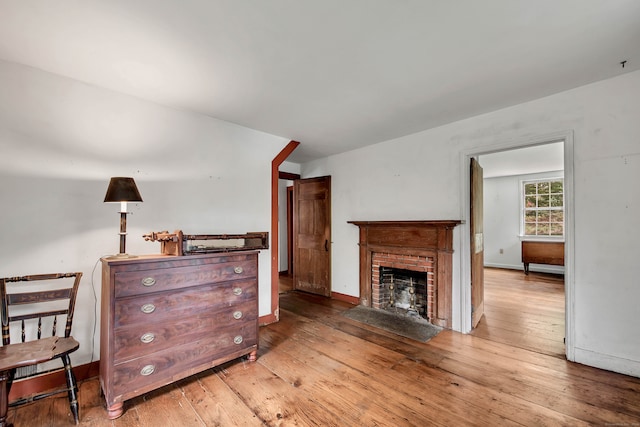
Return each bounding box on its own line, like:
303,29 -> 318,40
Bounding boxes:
471,267 -> 565,358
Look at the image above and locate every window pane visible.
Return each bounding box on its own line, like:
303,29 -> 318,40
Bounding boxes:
550,223 -> 563,235
537,182 -> 550,194
538,223 -> 550,235
550,181 -> 563,193
537,210 -> 550,222
538,195 -> 550,207
525,183 -> 537,195
525,211 -> 537,222
550,194 -> 563,207
525,223 -> 537,235
550,211 -> 564,222
525,196 -> 536,208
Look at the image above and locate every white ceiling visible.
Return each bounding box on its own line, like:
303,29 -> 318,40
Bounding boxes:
1,1 -> 639,163
479,142 -> 564,178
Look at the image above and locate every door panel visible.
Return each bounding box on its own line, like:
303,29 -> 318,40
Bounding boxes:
293,176 -> 331,297
471,158 -> 485,328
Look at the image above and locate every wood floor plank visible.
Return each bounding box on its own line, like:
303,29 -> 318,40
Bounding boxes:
75,380 -> 113,427
259,323 -> 471,426
268,310 -> 532,425
179,371 -> 265,427
115,382 -> 205,427
10,269 -> 640,426
390,357 -> 592,427
259,331 -> 426,427
429,332 -> 640,425
258,345 -> 422,426
471,267 -> 565,357
216,356 -> 349,426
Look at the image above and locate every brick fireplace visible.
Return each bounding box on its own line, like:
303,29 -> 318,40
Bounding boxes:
348,220 -> 461,328
373,256 -> 434,320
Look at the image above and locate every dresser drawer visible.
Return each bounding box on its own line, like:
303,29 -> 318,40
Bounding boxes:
113,299 -> 257,363
114,258 -> 256,298
114,279 -> 256,328
110,325 -> 257,396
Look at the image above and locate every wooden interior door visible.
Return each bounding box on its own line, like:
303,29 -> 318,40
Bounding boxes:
293,176 -> 331,297
471,158 -> 485,328
287,186 -> 294,276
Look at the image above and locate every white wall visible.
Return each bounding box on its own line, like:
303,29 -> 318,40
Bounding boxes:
484,170 -> 565,274
303,69 -> 640,377
0,60 -> 288,367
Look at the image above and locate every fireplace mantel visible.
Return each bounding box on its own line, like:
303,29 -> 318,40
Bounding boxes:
348,220 -> 462,328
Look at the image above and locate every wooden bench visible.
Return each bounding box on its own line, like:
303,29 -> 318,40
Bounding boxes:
521,241 -> 564,274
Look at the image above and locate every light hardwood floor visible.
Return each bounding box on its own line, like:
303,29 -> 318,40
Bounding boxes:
7,268 -> 640,426
471,267 -> 566,358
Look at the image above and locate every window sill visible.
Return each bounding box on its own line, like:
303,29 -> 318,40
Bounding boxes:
518,235 -> 564,243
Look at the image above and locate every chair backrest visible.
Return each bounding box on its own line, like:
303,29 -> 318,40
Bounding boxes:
1,272 -> 82,346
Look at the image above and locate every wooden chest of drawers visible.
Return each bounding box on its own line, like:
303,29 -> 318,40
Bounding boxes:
100,252 -> 259,419
521,241 -> 564,274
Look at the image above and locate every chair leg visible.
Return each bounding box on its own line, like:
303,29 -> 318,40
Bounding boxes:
61,355 -> 79,425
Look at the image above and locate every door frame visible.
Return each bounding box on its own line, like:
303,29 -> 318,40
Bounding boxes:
268,140 -> 300,325
458,130 -> 575,361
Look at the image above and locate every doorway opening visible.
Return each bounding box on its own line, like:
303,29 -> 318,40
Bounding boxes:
461,132 -> 573,359
472,267 -> 565,357
278,176 -> 297,294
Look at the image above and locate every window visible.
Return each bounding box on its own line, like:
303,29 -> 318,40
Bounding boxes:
522,178 -> 564,236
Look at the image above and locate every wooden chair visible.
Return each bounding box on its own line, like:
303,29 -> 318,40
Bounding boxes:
0,273 -> 82,425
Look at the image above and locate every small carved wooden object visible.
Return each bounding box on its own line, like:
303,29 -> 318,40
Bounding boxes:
143,230 -> 269,256
142,230 -> 184,256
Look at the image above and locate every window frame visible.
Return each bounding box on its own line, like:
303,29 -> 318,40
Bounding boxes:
520,176 -> 565,240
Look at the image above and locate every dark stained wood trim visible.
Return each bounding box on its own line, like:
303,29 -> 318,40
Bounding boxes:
271,141 -> 300,323
331,292 -> 359,305
348,220 -> 462,227
287,186 -> 294,276
8,360 -> 99,402
278,171 -> 301,180
259,313 -> 278,326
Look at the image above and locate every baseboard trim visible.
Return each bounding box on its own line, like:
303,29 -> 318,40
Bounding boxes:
331,292 -> 359,305
8,360 -> 100,402
484,262 -> 564,275
573,347 -> 640,378
259,312 -> 278,326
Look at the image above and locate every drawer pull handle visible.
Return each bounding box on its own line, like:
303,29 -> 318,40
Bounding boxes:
142,277 -> 156,287
233,311 -> 243,320
233,287 -> 243,296
234,266 -> 243,274
233,335 -> 243,345
140,333 -> 155,344
140,365 -> 155,376
141,303 -> 156,314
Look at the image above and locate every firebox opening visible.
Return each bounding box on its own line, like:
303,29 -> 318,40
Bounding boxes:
380,267 -> 428,321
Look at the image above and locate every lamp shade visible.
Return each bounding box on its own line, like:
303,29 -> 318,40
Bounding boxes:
104,177 -> 143,203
